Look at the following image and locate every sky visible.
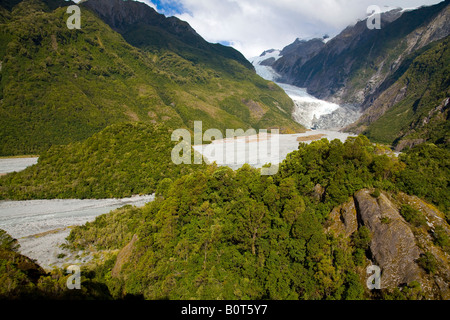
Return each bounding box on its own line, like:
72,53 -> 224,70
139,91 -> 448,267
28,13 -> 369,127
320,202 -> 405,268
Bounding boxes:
106,0 -> 445,58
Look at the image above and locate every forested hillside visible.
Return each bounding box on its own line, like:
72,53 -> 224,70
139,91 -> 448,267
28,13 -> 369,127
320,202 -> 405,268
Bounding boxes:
57,137 -> 450,300
0,122 -> 206,199
0,0 -> 448,302
0,0 -> 303,156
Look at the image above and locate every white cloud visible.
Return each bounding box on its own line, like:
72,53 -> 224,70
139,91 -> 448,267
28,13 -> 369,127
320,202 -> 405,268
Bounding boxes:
75,0 -> 444,58
173,0 -> 444,58
135,0 -> 158,10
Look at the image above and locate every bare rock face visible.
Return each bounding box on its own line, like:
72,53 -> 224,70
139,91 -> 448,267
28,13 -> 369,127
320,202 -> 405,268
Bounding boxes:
327,188 -> 450,298
112,234 -> 138,278
326,198 -> 358,237
353,190 -> 423,288
396,192 -> 450,298
312,184 -> 325,202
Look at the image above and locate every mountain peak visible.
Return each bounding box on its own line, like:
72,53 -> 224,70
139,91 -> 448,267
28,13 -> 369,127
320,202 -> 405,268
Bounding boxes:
83,0 -> 197,35
82,0 -> 253,70
260,49 -> 279,57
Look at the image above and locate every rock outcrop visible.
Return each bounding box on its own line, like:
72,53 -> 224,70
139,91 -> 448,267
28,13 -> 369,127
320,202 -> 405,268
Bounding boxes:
326,197 -> 358,237
354,190 -> 423,288
272,38 -> 325,83
327,189 -> 450,298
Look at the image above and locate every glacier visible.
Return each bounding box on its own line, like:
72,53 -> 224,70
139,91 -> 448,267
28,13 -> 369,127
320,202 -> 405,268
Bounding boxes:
251,50 -> 360,130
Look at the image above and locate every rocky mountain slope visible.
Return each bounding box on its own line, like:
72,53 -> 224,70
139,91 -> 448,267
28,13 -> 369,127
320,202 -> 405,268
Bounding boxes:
345,36 -> 449,149
0,0 -> 303,156
274,2 -> 449,105
82,0 -> 254,71
270,1 -> 449,149
271,38 -> 325,84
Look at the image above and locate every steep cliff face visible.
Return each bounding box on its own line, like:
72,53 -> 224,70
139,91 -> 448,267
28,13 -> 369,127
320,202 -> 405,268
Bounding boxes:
83,0 -> 201,44
327,189 -> 450,299
354,190 -> 423,289
112,234 -> 138,278
345,35 -> 450,149
274,2 -> 449,107
272,38 -> 325,83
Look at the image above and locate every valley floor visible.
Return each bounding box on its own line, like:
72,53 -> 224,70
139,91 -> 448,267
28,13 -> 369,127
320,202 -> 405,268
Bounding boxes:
0,130 -> 353,270
193,129 -> 356,170
0,157 -> 38,175
0,195 -> 155,270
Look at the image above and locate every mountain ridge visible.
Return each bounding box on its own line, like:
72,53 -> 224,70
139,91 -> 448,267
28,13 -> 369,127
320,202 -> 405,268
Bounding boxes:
259,1 -> 449,148
345,35 -> 450,149
82,0 -> 255,71
0,0 -> 303,156
276,1 -> 449,104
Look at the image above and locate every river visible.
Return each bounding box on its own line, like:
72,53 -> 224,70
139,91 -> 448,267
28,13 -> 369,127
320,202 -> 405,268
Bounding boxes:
0,157 -> 38,175
1,54 -> 360,271
193,129 -> 355,171
0,157 -> 155,270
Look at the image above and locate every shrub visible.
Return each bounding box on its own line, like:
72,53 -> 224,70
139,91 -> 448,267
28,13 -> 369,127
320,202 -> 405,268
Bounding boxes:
417,252 -> 437,274
400,205 -> 427,227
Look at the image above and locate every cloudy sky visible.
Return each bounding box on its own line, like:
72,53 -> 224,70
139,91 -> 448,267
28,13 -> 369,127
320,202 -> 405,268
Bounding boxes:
134,0 -> 443,58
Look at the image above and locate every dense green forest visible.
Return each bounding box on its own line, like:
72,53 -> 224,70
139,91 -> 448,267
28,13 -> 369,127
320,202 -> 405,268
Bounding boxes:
0,0 -> 303,156
54,137 -> 448,300
1,134 -> 448,300
0,228 -> 114,299
0,122 -> 206,199
1,0 -> 449,302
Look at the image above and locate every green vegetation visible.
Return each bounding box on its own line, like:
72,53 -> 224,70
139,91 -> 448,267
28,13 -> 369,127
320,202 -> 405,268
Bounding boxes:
67,205 -> 144,251
0,0 -> 303,156
60,136 -> 448,300
396,143 -> 450,216
0,229 -> 20,252
351,226 -> 372,266
5,127 -> 447,210
66,165 -> 363,300
381,281 -> 424,300
363,36 -> 450,149
1,0 -> 448,302
433,225 -> 450,251
400,204 -> 427,227
0,122 -> 206,199
0,228 -> 113,299
370,189 -> 381,198
1,136 -> 448,300
417,252 -> 438,274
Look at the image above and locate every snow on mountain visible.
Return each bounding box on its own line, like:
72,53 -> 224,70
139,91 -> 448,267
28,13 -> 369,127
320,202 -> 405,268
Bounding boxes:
250,49 -> 282,81
251,50 -> 341,129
